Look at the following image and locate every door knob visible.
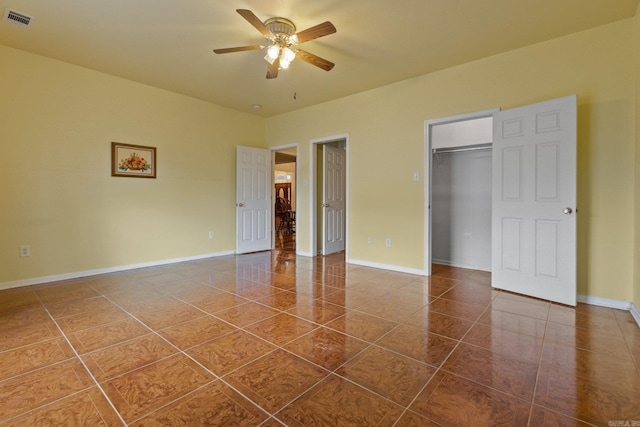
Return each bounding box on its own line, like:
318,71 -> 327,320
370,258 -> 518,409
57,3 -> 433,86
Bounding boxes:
236,203 -> 244,207
563,207 -> 572,215
322,203 -> 331,208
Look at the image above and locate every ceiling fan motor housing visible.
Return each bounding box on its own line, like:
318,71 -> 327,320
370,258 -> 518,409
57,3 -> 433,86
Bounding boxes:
265,17 -> 296,43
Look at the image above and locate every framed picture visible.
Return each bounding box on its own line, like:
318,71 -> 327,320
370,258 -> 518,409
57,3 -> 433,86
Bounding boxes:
111,142 -> 156,178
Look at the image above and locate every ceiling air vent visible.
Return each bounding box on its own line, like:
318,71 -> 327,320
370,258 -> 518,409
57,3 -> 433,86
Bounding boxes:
4,9 -> 33,28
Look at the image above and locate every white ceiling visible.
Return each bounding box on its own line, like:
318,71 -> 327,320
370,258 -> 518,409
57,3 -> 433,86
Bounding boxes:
1,0 -> 638,117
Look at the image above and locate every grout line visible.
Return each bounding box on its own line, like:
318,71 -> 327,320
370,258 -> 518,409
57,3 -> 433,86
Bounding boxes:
390,286 -> 504,424
95,274 -> 375,423
526,303 -> 552,426
98,293 -> 276,423
0,386 -> 109,425
153,283 -> 394,421
38,303 -> 128,427
395,301 -> 486,423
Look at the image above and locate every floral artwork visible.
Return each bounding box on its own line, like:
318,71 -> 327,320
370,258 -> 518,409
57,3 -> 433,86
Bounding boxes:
111,142 -> 156,178
119,152 -> 151,172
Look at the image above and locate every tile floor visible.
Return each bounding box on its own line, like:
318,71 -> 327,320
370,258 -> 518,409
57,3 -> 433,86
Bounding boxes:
1,249 -> 639,426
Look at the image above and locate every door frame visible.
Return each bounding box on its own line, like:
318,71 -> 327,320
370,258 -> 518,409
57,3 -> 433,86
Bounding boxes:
310,134 -> 349,257
270,143 -> 299,252
424,109 -> 498,275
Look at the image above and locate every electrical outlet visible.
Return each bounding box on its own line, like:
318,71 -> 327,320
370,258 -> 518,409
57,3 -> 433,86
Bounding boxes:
209,231 -> 215,239
19,245 -> 30,257
385,238 -> 392,247
367,237 -> 372,244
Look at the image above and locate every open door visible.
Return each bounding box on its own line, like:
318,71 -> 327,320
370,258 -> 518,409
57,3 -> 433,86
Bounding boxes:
322,144 -> 346,255
236,146 -> 271,254
491,95 -> 577,305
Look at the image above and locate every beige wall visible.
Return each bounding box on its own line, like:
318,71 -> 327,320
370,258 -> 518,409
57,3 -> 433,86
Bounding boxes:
266,19 -> 636,302
0,45 -> 265,286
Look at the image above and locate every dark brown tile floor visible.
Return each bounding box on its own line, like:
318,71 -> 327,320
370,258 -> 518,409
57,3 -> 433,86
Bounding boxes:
1,245 -> 639,426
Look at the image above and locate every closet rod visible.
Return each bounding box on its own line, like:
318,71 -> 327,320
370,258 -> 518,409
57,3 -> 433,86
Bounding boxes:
432,143 -> 492,154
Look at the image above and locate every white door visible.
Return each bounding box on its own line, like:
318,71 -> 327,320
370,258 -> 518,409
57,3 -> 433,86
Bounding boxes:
492,95 -> 577,305
236,146 -> 271,254
322,145 -> 346,255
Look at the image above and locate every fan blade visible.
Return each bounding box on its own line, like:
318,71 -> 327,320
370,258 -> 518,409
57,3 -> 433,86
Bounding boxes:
295,21 -> 336,43
237,9 -> 274,38
266,58 -> 280,79
296,50 -> 335,71
213,45 -> 264,54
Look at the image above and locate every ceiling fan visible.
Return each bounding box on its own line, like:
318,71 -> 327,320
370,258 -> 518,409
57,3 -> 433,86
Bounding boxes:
214,9 -> 336,79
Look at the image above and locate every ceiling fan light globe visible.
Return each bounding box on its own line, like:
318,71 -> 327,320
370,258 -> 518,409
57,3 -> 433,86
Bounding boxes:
267,45 -> 280,60
289,34 -> 298,45
264,54 -> 276,64
282,47 -> 296,63
280,59 -> 290,69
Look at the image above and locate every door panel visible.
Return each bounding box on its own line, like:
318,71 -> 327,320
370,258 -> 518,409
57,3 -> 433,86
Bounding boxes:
492,95 -> 577,306
322,145 -> 345,255
236,146 -> 271,254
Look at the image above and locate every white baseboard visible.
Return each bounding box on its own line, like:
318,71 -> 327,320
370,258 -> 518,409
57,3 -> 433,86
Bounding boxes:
576,294 -> 632,311
0,250 -> 236,291
577,295 -> 640,328
431,258 -> 491,272
630,303 -> 640,328
296,251 -> 314,257
346,258 -> 426,276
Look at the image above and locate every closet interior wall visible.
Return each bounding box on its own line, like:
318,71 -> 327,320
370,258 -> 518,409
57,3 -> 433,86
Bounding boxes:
431,146 -> 492,271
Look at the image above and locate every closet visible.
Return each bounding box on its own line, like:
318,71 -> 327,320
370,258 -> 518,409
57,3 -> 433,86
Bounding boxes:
430,116 -> 493,271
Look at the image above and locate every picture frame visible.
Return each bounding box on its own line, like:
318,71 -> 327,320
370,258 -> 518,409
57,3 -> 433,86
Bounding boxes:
111,142 -> 156,178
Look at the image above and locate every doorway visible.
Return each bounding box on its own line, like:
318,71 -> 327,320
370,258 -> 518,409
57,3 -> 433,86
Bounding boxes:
273,148 -> 297,252
311,135 -> 348,256
425,110 -> 496,275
